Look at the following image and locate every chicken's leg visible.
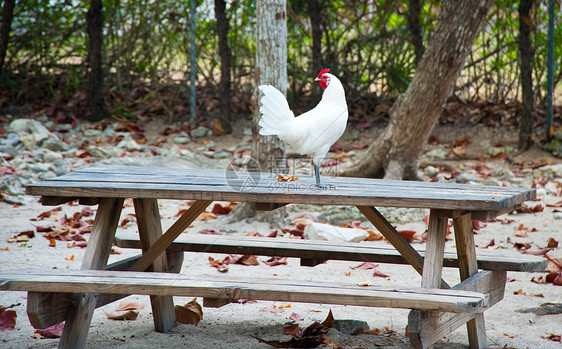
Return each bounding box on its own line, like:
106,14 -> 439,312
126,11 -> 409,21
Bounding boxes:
314,164 -> 335,189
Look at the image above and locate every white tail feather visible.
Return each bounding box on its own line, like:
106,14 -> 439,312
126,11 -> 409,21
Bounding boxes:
257,85 -> 294,136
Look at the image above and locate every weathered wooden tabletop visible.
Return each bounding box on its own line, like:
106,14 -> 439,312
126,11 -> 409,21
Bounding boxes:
26,165 -> 535,215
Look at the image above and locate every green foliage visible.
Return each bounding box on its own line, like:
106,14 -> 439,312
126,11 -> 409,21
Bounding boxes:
1,0 -> 560,116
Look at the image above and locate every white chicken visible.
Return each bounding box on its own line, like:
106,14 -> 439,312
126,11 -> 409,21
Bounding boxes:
258,68 -> 348,188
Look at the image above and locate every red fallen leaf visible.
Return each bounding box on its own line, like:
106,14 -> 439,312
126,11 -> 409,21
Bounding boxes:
522,247 -> 554,256
246,231 -> 264,237
372,268 -> 389,278
0,308 -> 17,331
284,323 -> 303,338
547,238 -> 559,248
105,310 -> 139,321
263,256 -> 288,266
351,262 -> 379,270
211,203 -> 234,215
74,150 -> 91,158
329,142 -> 343,153
531,276 -> 545,284
251,335 -> 324,348
68,241 -> 88,248
398,230 -> 417,242
260,305 -> 285,314
351,143 -> 368,150
514,289 -> 544,297
120,214 -> 136,227
267,230 -> 278,238
545,254 -> 562,271
40,322 -> 65,338
484,239 -> 496,248
237,255 -> 260,266
289,312 -> 304,322
513,242 -> 532,250
472,220 -> 486,231
35,226 -> 54,233
302,321 -> 329,337
81,207 -> 93,217
198,228 -> 223,235
541,333 -> 561,342
546,201 -> 562,208
17,230 -> 35,239
545,272 -> 562,286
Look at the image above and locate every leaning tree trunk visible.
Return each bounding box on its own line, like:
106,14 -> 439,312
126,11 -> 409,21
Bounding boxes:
341,0 -> 493,180
253,0 -> 287,174
407,0 -> 425,66
518,0 -> 535,150
215,0 -> 232,134
86,0 -> 105,121
0,0 -> 16,75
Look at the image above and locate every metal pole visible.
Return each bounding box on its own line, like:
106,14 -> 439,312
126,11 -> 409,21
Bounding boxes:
545,0 -> 554,138
189,0 -> 197,124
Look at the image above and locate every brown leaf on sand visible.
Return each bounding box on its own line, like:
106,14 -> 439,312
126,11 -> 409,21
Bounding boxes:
251,335 -> 324,348
115,300 -> 145,312
211,202 -> 236,215
322,309 -> 334,328
547,238 -> 559,248
105,310 -> 139,321
514,289 -> 544,297
175,298 -> 203,325
351,262 -> 379,270
0,308 -> 17,331
283,323 -> 303,338
397,230 -> 417,242
263,256 -> 288,266
40,322 -> 65,338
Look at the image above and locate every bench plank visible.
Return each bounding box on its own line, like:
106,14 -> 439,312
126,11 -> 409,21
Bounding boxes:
0,269 -> 487,313
114,232 -> 547,272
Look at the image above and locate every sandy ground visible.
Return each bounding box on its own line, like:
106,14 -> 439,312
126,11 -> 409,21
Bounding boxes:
1,121 -> 561,348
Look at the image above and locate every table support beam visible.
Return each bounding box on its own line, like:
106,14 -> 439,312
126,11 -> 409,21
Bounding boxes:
357,206 -> 449,289
130,200 -> 212,272
134,198 -> 177,333
59,198 -> 124,349
454,213 -> 488,348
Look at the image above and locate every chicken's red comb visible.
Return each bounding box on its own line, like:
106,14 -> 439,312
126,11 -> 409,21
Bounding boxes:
317,68 -> 330,78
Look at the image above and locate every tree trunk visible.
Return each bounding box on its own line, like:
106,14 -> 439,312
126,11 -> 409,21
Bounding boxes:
307,0 -> 322,99
253,0 -> 287,174
407,0 -> 425,66
518,0 -> 535,150
0,0 -> 16,75
87,0 -> 105,121
341,0 -> 492,180
215,0 -> 232,134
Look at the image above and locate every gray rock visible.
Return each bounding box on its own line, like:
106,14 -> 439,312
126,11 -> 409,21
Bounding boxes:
304,222 -> 369,242
6,184 -> 24,196
333,319 -> 370,335
455,173 -> 481,183
42,149 -> 64,162
190,126 -> 211,138
318,206 -> 367,225
212,150 -> 231,159
8,119 -> 56,148
554,212 -> 562,220
0,144 -> 20,157
117,135 -> 141,151
424,166 -> 440,177
28,163 -> 50,173
425,148 -> 448,159
84,129 -> 103,137
173,136 -> 191,144
1,193 -> 26,205
39,171 -> 57,180
1,133 -> 21,146
43,138 -> 68,152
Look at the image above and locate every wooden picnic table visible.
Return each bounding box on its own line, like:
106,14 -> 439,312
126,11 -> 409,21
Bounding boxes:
0,165 -> 545,349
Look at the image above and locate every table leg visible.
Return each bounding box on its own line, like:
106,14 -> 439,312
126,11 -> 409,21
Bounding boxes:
133,198 -> 177,333
408,209 -> 448,349
453,213 -> 487,349
59,198 -> 124,349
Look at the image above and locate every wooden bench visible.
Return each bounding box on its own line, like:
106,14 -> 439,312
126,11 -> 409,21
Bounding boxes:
114,232 -> 547,271
0,165 -> 541,349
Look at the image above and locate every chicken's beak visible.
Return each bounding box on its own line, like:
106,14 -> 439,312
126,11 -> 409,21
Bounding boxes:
314,77 -> 320,81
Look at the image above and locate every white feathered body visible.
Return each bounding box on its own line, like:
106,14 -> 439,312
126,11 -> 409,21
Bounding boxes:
258,73 -> 348,166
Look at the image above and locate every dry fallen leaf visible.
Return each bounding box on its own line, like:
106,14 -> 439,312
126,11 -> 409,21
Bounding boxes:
65,255 -> 74,261
276,174 -> 300,182
514,289 -> 544,297
0,308 -> 17,331
115,300 -> 145,312
105,310 -> 139,321
358,281 -> 372,287
175,298 -> 203,325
